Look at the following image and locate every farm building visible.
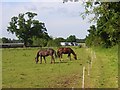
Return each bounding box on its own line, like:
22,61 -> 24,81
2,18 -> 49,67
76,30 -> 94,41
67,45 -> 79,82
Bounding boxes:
60,42 -> 80,46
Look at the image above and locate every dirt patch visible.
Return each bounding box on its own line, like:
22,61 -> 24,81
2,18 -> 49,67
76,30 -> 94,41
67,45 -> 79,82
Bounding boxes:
55,74 -> 81,88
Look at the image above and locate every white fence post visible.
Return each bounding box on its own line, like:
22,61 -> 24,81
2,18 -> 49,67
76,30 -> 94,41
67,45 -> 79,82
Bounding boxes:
82,66 -> 85,89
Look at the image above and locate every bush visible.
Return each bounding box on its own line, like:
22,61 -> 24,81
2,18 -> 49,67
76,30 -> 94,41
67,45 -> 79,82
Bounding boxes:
32,38 -> 47,47
47,40 -> 60,47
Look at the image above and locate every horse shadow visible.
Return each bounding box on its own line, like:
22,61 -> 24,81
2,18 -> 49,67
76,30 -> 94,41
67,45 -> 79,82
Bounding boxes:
54,61 -> 68,64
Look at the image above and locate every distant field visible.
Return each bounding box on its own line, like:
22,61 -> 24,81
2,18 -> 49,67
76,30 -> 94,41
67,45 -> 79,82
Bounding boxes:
2,46 -> 118,88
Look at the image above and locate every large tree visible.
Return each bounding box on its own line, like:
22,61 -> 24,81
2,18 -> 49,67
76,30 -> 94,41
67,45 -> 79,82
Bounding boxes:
7,12 -> 49,46
82,1 -> 120,47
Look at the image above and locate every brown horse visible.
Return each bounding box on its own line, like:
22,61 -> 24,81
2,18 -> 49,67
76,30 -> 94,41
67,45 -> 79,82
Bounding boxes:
35,48 -> 57,64
57,47 -> 77,61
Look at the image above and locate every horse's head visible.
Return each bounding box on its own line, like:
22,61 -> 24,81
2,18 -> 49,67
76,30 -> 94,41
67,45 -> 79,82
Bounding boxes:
35,57 -> 39,64
74,54 -> 77,60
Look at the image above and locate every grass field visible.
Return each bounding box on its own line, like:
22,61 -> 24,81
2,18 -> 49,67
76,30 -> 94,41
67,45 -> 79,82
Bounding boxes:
2,46 -> 118,88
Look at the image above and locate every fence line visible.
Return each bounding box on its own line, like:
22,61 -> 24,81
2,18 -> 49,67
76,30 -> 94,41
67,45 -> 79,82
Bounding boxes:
81,48 -> 97,88
87,48 -> 97,88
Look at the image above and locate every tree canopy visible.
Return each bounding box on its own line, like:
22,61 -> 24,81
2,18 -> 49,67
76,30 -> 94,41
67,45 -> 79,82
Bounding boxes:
66,35 -> 77,42
82,1 -> 120,47
7,12 -> 50,46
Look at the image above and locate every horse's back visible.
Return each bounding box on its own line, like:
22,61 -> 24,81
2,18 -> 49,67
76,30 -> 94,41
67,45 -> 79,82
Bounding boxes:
57,47 -> 73,54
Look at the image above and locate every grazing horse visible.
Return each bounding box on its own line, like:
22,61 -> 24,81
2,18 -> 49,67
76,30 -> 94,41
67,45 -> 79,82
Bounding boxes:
35,48 -> 57,64
57,47 -> 77,61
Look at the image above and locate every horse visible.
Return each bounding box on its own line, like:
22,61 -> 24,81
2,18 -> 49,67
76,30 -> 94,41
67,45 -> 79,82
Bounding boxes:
57,47 -> 77,61
35,48 -> 57,64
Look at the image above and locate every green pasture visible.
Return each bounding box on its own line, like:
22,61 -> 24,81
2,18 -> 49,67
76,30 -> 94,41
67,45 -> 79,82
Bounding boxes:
2,46 -> 118,88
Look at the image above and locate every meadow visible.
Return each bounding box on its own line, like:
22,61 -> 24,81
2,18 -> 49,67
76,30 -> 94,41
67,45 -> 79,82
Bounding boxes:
2,46 -> 118,88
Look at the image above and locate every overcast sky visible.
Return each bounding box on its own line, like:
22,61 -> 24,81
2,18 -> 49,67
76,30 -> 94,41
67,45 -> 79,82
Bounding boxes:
1,0 -> 94,39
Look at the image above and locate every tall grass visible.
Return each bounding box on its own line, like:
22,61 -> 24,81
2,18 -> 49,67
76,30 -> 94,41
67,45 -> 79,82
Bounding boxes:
85,45 -> 118,88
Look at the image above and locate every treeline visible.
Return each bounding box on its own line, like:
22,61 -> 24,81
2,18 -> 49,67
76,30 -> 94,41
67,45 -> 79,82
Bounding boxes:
0,37 -> 22,43
0,35 -> 85,47
6,12 -> 85,47
83,2 -> 120,48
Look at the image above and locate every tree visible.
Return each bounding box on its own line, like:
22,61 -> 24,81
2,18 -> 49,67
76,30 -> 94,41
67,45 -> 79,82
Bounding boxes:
32,37 -> 47,47
46,37 -> 65,47
54,37 -> 65,42
47,40 -> 60,47
2,37 -> 9,43
66,35 -> 77,42
82,1 -> 120,47
85,25 -> 102,47
7,12 -> 48,47
0,38 -> 2,43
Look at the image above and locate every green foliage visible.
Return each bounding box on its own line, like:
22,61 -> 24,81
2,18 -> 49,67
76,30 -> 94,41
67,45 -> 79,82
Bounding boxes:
66,35 -> 77,42
85,25 -> 102,47
47,40 -> 60,47
32,37 -> 47,47
0,37 -> 22,43
46,37 -> 66,47
82,2 -> 120,48
0,38 -> 2,43
7,12 -> 48,46
54,37 -> 65,42
76,39 -> 85,43
1,37 -> 9,43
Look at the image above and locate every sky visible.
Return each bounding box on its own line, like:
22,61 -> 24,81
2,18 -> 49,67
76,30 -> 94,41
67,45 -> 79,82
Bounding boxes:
1,0 -> 95,39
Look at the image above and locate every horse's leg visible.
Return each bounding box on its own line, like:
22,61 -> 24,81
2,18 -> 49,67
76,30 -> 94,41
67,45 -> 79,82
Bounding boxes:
58,54 -> 61,62
40,56 -> 42,64
50,55 -> 54,64
52,55 -> 55,64
43,56 -> 46,63
60,54 -> 62,62
68,53 -> 71,60
50,56 -> 52,64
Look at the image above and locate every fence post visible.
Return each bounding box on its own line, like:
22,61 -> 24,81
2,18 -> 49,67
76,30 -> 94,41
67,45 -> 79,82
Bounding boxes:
82,66 -> 85,89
